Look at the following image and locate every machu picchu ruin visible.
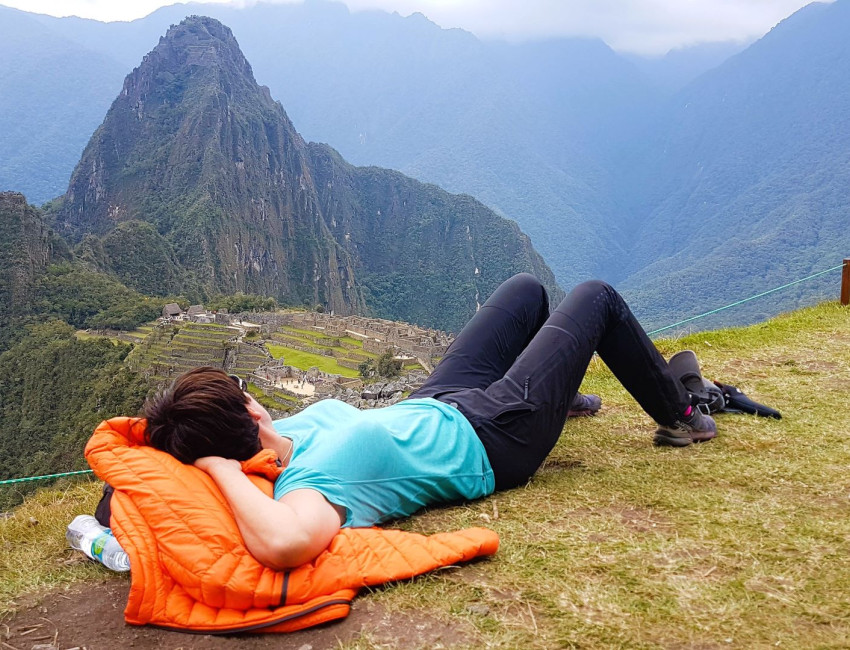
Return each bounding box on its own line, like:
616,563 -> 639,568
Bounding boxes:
81,305 -> 452,415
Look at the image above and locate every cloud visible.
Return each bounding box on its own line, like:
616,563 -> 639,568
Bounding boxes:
340,0 -> 830,54
0,0 -> 832,54
0,0 -> 234,22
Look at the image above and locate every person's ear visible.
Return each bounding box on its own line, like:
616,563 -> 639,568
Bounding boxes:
244,397 -> 263,422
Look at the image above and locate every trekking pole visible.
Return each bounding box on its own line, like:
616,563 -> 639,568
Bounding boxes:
842,258 -> 850,306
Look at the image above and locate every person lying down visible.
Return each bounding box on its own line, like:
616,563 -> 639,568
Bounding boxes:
142,274 -> 717,569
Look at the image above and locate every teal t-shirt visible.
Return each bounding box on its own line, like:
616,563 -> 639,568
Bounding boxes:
272,397 -> 495,527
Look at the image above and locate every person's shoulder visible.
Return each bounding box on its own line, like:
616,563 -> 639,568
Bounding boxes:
393,397 -> 444,410
273,399 -> 361,429
384,397 -> 462,419
309,398 -> 361,414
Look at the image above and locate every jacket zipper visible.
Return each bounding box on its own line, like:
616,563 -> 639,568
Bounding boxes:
148,596 -> 354,635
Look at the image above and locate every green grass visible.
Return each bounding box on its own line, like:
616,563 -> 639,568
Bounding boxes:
244,382 -> 296,411
339,335 -> 369,346
271,333 -> 339,351
180,322 -> 234,330
279,327 -> 376,351
0,482 -> 125,614
266,343 -> 360,378
281,325 -> 339,339
2,302 -> 850,648
73,331 -> 120,344
272,328 -> 399,363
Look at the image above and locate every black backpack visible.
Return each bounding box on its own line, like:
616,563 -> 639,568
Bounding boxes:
668,350 -> 781,419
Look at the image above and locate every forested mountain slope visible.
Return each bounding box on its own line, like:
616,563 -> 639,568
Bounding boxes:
0,193 -> 65,333
0,6 -> 127,206
9,1 -> 662,288
48,16 -> 560,332
617,0 -> 850,329
3,1 -> 847,331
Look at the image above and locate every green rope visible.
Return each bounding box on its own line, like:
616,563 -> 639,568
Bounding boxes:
646,263 -> 846,336
2,262 -> 846,486
0,469 -> 94,486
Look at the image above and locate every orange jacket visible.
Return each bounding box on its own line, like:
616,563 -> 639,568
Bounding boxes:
85,417 -> 499,633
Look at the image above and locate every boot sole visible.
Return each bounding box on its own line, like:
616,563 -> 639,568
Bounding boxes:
653,433 -> 693,447
653,430 -> 717,447
568,409 -> 598,417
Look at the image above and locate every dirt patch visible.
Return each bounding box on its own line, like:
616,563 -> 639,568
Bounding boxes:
744,575 -> 799,599
614,506 -> 673,533
545,505 -> 672,535
796,359 -> 844,372
441,564 -> 522,605
536,458 -> 584,474
2,580 -> 478,650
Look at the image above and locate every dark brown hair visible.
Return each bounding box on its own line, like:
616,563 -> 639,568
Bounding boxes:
144,366 -> 261,463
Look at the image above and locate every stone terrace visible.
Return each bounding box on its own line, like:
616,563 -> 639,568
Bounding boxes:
149,322 -> 237,378
238,311 -> 453,361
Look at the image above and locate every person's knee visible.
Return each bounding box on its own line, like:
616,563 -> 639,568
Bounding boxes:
563,279 -> 622,311
569,280 -> 629,319
485,273 -> 549,319
506,273 -> 545,295
574,279 -> 614,297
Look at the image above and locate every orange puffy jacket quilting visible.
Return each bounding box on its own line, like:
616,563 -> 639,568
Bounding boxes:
84,417 -> 500,634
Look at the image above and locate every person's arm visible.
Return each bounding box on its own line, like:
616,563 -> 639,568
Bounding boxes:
195,456 -> 343,569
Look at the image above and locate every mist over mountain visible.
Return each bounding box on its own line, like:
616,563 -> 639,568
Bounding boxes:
47,16 -> 559,332
10,1 -> 665,288
616,0 -> 850,329
2,0 -> 848,332
0,6 -> 127,206
626,40 -> 751,94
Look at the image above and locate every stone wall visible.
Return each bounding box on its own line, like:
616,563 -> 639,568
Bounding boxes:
330,348 -> 369,363
276,339 -> 334,357
363,338 -> 392,355
231,309 -> 454,360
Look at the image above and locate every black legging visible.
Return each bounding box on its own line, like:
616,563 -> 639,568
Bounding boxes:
410,273 -> 690,490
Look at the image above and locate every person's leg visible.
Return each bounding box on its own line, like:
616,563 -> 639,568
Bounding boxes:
410,273 -> 550,399
450,280 -> 695,490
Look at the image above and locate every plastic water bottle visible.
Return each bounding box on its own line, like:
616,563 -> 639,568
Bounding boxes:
66,514 -> 130,572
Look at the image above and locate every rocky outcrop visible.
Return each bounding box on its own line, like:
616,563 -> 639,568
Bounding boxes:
0,192 -> 67,319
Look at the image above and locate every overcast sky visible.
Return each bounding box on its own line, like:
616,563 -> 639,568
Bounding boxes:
0,0 -> 831,55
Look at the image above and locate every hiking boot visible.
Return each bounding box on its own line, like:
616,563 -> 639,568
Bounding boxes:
568,392 -> 602,417
653,406 -> 717,447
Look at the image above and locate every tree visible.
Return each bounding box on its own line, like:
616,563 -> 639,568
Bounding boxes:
358,358 -> 375,379
376,349 -> 402,379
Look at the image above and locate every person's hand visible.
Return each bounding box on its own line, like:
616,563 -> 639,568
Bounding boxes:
194,456 -> 242,475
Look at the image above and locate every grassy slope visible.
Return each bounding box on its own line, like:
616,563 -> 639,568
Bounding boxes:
1,301 -> 848,648
266,325 -> 388,378
266,343 -> 360,378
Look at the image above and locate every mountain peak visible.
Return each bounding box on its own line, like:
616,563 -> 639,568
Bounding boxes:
122,15 -> 260,108
157,15 -> 246,68
51,16 -> 560,331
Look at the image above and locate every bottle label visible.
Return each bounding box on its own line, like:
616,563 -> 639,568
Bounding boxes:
91,531 -> 110,561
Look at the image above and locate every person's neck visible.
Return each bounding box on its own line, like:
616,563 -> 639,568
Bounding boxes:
259,427 -> 293,466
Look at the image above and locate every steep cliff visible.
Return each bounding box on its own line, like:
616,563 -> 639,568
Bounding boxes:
50,16 -> 560,330
52,17 -> 360,314
0,192 -> 67,321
